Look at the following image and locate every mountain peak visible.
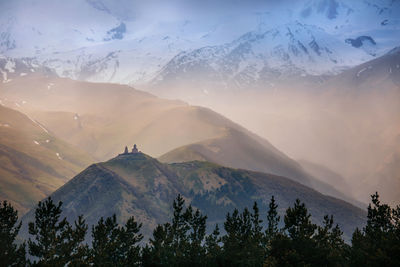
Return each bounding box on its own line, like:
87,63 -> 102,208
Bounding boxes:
114,151 -> 149,161
111,150 -> 156,167
96,150 -> 161,173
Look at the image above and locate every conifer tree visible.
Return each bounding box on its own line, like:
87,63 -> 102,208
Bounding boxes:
205,224 -> 222,266
0,200 -> 26,267
284,199 -> 316,241
222,208 -> 244,266
265,198 -> 349,266
265,199 -> 317,266
142,223 -> 174,267
91,215 -> 120,266
171,194 -> 190,264
186,207 -> 207,266
142,194 -> 207,267
250,202 -> 266,266
64,215 -> 90,266
91,214 -> 142,266
314,215 -> 349,266
265,196 -> 280,240
28,197 -> 88,266
350,192 -> 400,266
119,216 -> 143,266
222,205 -> 264,266
283,199 -> 317,265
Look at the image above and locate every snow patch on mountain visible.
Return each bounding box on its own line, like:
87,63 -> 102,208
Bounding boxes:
4,60 -> 16,73
0,56 -> 55,82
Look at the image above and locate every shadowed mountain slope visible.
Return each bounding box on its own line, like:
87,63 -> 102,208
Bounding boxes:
21,152 -> 366,241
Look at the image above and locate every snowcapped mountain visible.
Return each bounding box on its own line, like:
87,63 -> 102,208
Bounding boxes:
0,0 -> 399,88
294,0 -> 400,54
0,0 -> 124,55
32,35 -> 194,85
149,22 -> 375,90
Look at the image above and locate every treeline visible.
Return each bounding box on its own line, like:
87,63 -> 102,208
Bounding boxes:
1,193 -> 399,266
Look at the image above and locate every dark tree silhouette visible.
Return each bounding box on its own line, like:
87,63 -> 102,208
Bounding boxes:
28,197 -> 88,266
204,224 -> 222,266
350,192 -> 400,266
91,214 -> 142,266
265,198 -> 348,266
3,191 -> 398,266
142,194 -> 207,267
0,200 -> 26,266
222,204 -> 265,267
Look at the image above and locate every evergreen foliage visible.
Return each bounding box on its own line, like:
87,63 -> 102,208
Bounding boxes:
1,192 -> 399,266
142,194 -> 208,267
350,192 -> 400,266
222,203 -> 265,266
91,214 -> 143,266
265,199 -> 350,266
265,195 -> 280,240
27,197 -> 88,266
0,201 -> 26,267
204,224 -> 222,266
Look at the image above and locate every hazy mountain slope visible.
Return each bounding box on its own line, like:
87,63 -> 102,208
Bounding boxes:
0,74 -> 320,189
317,47 -> 400,204
158,128 -> 363,207
184,46 -> 400,205
0,74 -> 191,159
373,135 -> 400,206
159,128 -> 314,185
0,106 -> 93,213
21,152 -> 366,241
322,46 -> 400,91
298,160 -> 365,206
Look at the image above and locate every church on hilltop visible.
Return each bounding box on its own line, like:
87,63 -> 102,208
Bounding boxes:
120,144 -> 140,155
